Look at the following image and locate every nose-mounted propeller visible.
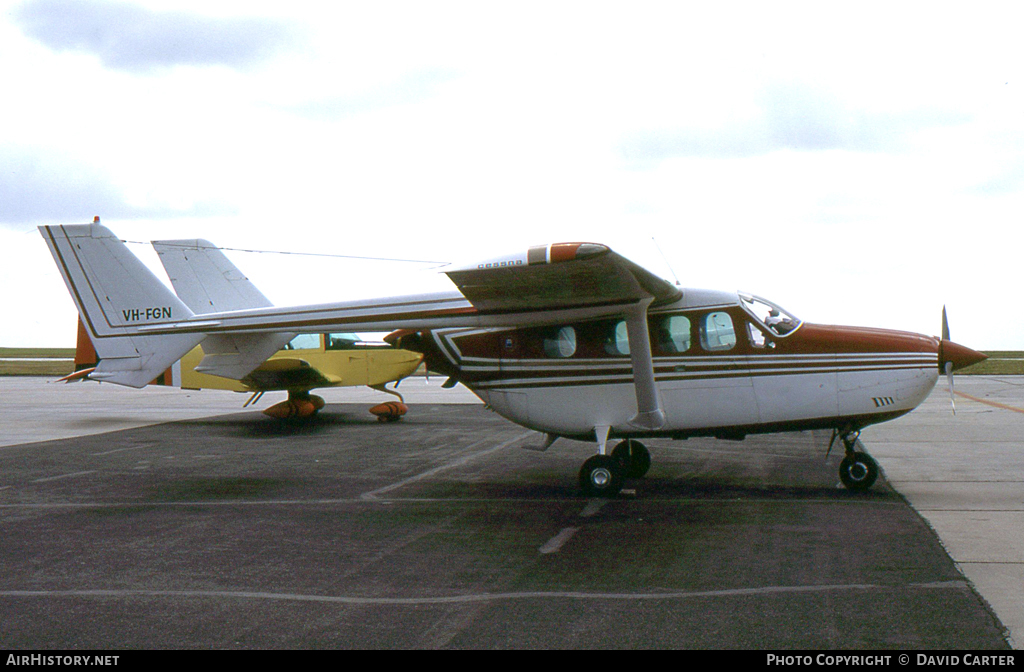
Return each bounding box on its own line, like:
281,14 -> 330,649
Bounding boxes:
938,306 -> 988,415
942,307 -> 955,414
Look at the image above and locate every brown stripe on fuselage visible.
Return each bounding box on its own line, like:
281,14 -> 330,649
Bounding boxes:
417,318 -> 941,388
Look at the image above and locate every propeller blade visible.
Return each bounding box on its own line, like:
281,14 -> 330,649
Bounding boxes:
945,360 -> 956,415
942,306 -> 950,341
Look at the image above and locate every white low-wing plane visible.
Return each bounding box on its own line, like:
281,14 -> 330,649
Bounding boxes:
41,220 -> 986,497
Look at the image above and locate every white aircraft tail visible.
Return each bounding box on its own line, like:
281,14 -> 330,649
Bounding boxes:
40,220 -> 204,388
151,238 -> 295,380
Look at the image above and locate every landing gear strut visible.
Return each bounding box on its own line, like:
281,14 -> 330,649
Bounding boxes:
833,429 -> 879,491
578,438 -> 651,498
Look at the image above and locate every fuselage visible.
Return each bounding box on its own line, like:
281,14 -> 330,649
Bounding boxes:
398,289 -> 967,441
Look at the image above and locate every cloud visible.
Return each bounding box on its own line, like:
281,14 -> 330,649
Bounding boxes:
0,145 -> 236,226
13,0 -> 298,73
285,69 -> 462,120
620,83 -> 971,168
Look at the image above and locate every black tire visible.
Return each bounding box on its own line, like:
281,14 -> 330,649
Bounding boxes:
839,451 -> 878,491
579,455 -> 624,498
611,440 -> 652,478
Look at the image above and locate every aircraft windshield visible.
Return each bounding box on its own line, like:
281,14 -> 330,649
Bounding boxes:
739,293 -> 801,336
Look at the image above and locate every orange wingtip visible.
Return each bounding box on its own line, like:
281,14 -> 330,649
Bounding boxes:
56,367 -> 96,383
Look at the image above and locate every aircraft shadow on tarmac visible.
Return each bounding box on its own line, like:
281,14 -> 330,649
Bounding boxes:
425,476 -> 897,503
181,409 -> 390,438
123,404 -> 903,502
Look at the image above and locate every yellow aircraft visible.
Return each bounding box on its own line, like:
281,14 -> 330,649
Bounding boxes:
62,235 -> 423,421
183,331 -> 421,420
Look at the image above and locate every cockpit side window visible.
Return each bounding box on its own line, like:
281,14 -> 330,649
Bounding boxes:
740,293 -> 801,337
747,321 -> 774,349
701,312 -> 736,351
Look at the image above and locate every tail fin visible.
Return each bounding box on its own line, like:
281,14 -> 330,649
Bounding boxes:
151,239 -> 273,314
40,220 -> 204,388
152,238 -> 295,380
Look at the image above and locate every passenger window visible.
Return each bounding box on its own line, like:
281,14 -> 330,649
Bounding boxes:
701,312 -> 736,351
604,321 -> 630,356
285,333 -> 321,350
657,315 -> 691,353
543,326 -> 577,358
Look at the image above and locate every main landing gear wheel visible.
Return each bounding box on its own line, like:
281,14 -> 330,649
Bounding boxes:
579,455 -> 625,498
839,451 -> 878,491
611,440 -> 652,479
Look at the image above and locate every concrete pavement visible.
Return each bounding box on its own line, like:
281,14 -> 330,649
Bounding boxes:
865,375 -> 1024,648
0,375 -> 1020,648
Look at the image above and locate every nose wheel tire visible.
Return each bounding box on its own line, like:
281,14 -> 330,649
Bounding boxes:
579,455 -> 625,498
611,440 -> 652,478
839,451 -> 879,491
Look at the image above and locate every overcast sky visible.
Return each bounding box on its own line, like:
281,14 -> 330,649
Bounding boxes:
2,0 -> 1022,349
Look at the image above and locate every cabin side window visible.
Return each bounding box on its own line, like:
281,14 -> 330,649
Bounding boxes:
656,315 -> 691,353
326,333 -> 361,350
543,326 -> 577,358
701,312 -> 736,351
604,320 -> 630,356
284,333 -> 321,350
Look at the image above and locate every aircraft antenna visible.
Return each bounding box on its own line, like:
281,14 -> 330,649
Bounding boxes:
124,240 -> 447,265
651,237 -> 681,286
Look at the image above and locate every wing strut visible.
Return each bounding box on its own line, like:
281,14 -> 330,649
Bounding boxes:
625,298 -> 665,430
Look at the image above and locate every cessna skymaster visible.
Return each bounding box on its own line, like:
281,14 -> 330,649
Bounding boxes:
41,220 -> 987,497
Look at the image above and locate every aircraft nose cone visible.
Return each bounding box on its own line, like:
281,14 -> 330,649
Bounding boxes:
939,339 -> 988,372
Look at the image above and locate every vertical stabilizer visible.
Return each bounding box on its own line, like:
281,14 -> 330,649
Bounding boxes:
40,220 -> 204,388
152,239 -> 273,314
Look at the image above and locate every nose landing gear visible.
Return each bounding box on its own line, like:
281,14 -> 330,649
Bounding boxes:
832,429 -> 879,491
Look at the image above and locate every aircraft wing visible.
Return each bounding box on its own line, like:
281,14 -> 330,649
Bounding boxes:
115,242 -> 681,338
444,243 -> 681,312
